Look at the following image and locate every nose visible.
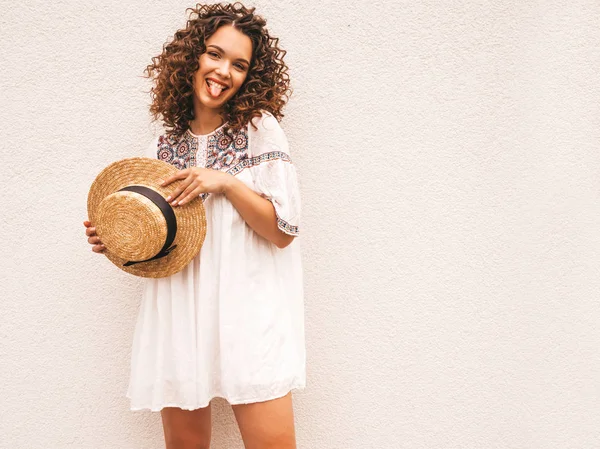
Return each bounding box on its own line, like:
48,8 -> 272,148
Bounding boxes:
215,61 -> 231,79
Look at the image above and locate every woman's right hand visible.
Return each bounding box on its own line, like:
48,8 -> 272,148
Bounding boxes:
84,220 -> 105,254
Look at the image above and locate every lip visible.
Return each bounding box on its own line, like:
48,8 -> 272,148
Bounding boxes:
206,77 -> 230,89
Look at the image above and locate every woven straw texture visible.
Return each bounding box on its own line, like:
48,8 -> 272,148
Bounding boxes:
87,157 -> 206,278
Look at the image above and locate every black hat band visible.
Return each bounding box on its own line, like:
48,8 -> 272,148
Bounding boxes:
117,186 -> 178,266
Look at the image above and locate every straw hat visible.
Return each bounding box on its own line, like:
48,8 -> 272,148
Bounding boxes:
87,157 -> 206,278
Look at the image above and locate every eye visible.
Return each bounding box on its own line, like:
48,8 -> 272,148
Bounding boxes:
235,63 -> 246,70
208,51 -> 219,58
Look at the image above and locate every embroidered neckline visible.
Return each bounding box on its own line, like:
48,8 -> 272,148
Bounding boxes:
186,121 -> 228,138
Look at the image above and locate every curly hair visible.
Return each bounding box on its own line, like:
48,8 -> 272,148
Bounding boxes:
144,2 -> 292,138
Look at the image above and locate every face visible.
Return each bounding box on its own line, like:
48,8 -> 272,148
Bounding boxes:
193,24 -> 253,112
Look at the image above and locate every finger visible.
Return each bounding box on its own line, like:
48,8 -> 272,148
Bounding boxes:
160,169 -> 188,188
177,186 -> 203,206
86,227 -> 96,237
92,244 -> 105,253
173,181 -> 200,206
84,220 -> 91,227
167,177 -> 195,204
88,236 -> 102,245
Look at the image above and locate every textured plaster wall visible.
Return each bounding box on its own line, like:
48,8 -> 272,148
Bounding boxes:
1,0 -> 599,448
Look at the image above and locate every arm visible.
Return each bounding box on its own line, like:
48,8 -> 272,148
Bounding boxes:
161,166 -> 296,249
224,175 -> 295,249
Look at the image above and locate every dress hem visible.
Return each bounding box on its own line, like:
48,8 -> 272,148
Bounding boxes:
126,382 -> 306,412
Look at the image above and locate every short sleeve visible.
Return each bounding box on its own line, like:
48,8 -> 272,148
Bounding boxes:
248,112 -> 301,237
145,136 -> 159,159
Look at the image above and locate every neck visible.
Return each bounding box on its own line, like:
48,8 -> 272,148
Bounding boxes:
189,98 -> 225,135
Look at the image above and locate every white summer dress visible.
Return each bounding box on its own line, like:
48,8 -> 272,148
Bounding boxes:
126,111 -> 305,411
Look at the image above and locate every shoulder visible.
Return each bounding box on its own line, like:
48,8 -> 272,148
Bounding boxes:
248,110 -> 290,157
249,109 -> 282,132
145,136 -> 160,158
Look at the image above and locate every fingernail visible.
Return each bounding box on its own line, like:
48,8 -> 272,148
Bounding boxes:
172,201 -> 178,206
166,196 -> 171,201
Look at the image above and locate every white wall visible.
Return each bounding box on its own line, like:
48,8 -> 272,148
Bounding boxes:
2,1 -> 599,448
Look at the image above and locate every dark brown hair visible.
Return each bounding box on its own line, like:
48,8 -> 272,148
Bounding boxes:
144,2 -> 292,138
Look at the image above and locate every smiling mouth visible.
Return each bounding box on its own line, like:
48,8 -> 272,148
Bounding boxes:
205,79 -> 229,98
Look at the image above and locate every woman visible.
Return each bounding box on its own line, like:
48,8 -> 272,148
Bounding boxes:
83,3 -> 305,448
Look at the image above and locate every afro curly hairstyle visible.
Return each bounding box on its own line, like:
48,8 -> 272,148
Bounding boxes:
144,2 -> 292,139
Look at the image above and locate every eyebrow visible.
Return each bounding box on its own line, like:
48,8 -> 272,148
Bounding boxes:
207,45 -> 250,65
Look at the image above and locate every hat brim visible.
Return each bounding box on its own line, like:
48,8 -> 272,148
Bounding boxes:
87,157 -> 206,278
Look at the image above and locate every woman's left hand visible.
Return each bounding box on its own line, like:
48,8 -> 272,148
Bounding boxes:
160,167 -> 233,206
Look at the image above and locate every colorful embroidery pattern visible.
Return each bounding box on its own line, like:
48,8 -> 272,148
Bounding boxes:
227,151 -> 291,176
156,126 -> 249,172
276,215 -> 299,236
205,127 -> 249,171
157,132 -> 197,170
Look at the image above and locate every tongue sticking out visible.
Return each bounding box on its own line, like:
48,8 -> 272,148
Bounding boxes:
208,81 -> 223,97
